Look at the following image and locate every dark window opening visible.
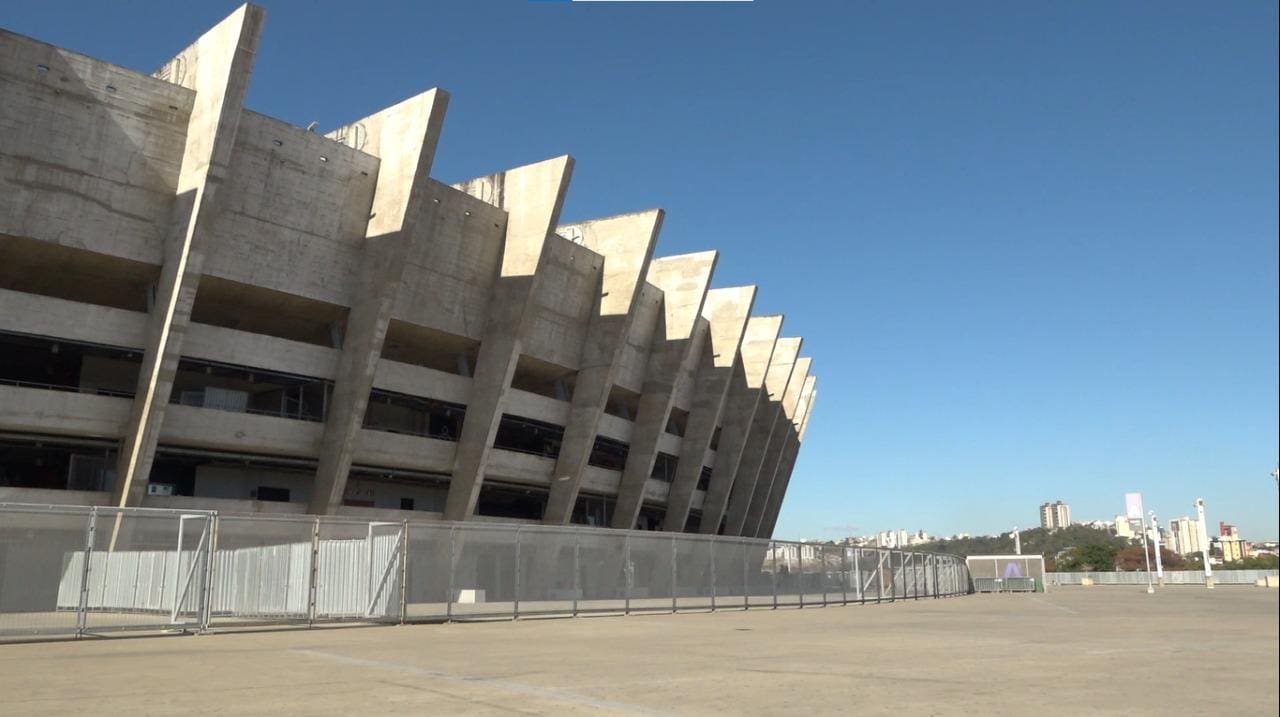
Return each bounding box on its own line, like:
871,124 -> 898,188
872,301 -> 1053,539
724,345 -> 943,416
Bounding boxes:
571,493 -> 614,527
636,505 -> 666,531
170,357 -> 332,422
650,452 -> 678,483
588,436 -> 629,471
0,438 -> 116,492
254,486 -> 291,502
400,497 -> 415,511
191,275 -> 348,349
364,389 -> 465,440
510,355 -> 575,401
696,465 -> 713,492
709,426 -> 722,451
0,330 -> 140,397
493,414 -> 563,458
685,511 -> 702,534
382,320 -> 480,377
476,483 -> 547,521
664,407 -> 688,437
0,235 -> 157,313
603,385 -> 640,420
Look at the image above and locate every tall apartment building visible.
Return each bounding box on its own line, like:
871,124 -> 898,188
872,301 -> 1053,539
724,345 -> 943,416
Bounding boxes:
1039,501 -> 1071,530
1168,516 -> 1202,556
0,6 -> 818,538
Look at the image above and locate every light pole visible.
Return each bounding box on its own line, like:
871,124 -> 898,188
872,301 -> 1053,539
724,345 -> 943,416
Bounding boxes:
1139,509 -> 1154,594
1195,498 -> 1214,588
1149,510 -> 1164,586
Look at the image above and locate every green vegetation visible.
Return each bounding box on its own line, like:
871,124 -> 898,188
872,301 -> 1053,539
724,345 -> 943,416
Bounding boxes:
1217,555 -> 1279,570
915,525 -> 1130,569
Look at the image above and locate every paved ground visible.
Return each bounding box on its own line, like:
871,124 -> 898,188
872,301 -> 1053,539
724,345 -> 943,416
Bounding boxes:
1,586 -> 1276,716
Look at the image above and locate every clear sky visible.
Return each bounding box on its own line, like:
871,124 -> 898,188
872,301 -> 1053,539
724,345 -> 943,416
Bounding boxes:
4,1 -> 1276,540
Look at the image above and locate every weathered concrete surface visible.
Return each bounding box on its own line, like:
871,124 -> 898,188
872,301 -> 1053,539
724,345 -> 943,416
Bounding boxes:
661,286 -> 756,532
759,375 -> 816,538
611,251 -> 717,530
309,90 -> 450,514
443,156 -> 575,521
698,316 -> 781,535
2,588 -> 1275,716
740,356 -> 810,538
723,337 -> 800,536
113,5 -> 264,506
543,210 -> 663,525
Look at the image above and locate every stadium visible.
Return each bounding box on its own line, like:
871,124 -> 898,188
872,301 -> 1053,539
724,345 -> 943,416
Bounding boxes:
0,4 -> 817,539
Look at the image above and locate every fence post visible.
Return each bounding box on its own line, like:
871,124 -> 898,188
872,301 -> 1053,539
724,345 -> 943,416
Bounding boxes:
624,532 -> 632,616
709,537 -> 716,612
798,544 -> 806,609
932,555 -> 939,599
741,538 -> 749,610
76,507 -> 97,638
852,548 -> 862,603
399,520 -> 409,624
200,513 -> 219,631
572,529 -> 580,618
771,542 -> 779,610
513,526 -> 522,620
670,535 -> 678,614
445,525 -> 457,622
307,517 -> 320,627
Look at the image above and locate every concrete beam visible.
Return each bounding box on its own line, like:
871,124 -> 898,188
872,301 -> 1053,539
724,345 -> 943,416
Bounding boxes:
722,336 -> 801,536
760,376 -> 817,539
661,285 -> 756,532
610,251 -> 718,529
741,356 -> 810,538
112,5 -> 264,506
442,156 -> 575,521
542,209 -> 664,524
309,89 -> 450,514
698,315 -> 782,535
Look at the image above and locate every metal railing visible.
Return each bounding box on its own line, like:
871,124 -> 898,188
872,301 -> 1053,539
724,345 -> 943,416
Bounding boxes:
1047,570 -> 1278,586
0,503 -> 971,640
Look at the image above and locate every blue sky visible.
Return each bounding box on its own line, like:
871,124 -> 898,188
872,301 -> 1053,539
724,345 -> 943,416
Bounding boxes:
4,1 -> 1276,540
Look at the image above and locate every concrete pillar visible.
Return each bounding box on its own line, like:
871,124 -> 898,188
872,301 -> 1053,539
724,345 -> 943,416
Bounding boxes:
697,316 -> 782,535
542,210 -> 664,525
760,378 -> 817,539
660,286 -> 756,532
308,90 -> 450,514
610,252 -> 717,530
722,337 -> 801,536
741,357 -> 810,538
113,5 -> 264,506
441,156 -> 576,521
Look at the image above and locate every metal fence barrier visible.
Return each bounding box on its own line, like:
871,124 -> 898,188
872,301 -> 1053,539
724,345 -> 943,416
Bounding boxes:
972,577 -> 1037,593
0,503 -> 971,639
1047,570 -> 1278,586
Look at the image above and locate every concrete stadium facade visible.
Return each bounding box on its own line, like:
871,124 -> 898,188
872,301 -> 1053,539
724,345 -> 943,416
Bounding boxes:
0,5 -> 817,538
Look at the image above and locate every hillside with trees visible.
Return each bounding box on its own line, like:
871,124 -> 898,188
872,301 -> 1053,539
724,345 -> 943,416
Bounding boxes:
912,525 -> 1132,571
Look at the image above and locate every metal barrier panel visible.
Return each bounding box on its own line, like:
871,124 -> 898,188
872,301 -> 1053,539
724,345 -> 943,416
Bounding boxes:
404,523 -> 453,621
208,515 -> 315,625
0,505 -> 92,636
674,535 -> 715,610
450,524 -> 518,619
576,529 -> 628,613
744,540 -> 776,607
1046,570 -> 1279,586
773,541 -> 802,607
313,519 -> 402,621
515,526 -> 577,617
81,507 -> 213,632
628,533 -> 675,612
712,538 -> 749,609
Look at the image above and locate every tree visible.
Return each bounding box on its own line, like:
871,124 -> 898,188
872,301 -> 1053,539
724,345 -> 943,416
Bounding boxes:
1115,545 -> 1184,571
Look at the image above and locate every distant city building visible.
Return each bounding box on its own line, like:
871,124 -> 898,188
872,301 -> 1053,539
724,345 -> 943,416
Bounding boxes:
1168,516 -> 1203,556
1039,501 -> 1072,530
1219,522 -> 1240,538
1114,515 -> 1136,539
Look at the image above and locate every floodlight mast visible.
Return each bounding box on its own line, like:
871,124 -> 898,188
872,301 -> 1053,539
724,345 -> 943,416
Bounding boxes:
1195,498 -> 1213,589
